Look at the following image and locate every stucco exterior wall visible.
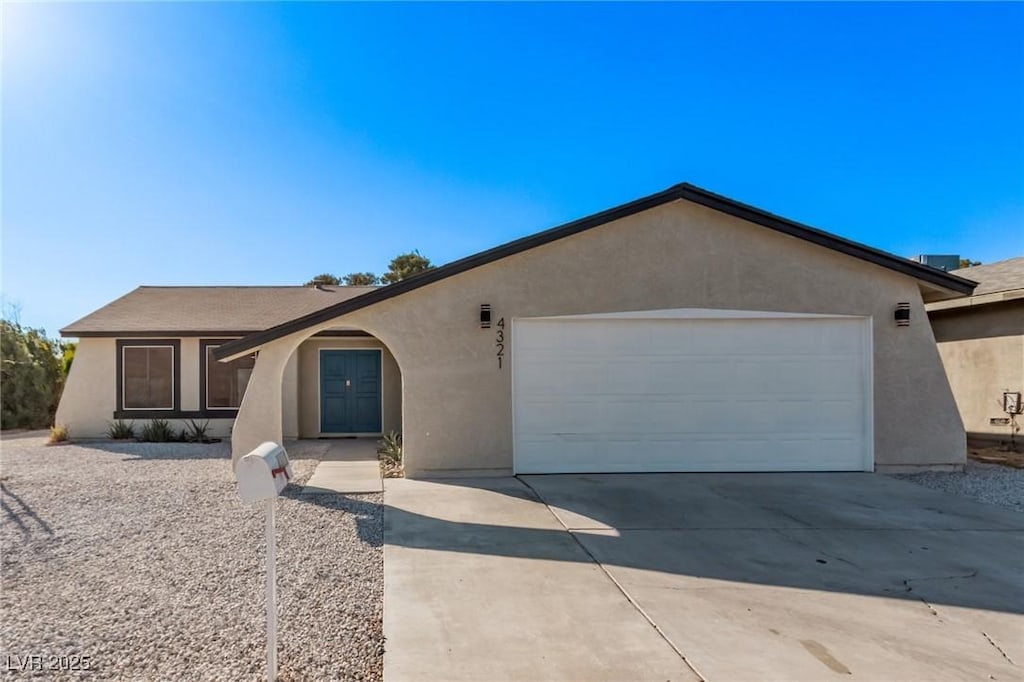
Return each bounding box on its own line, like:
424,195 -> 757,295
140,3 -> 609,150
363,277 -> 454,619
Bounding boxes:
296,337 -> 402,438
930,301 -> 1024,440
180,338 -> 200,411
54,337 -> 117,437
282,349 -> 299,439
232,199 -> 965,474
53,336 -> 298,440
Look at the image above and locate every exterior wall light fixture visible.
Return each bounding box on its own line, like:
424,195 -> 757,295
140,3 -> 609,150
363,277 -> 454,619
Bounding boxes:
894,302 -> 910,327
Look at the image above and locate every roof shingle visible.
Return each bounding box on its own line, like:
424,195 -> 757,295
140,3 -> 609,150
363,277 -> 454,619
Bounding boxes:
950,256 -> 1024,296
61,286 -> 377,337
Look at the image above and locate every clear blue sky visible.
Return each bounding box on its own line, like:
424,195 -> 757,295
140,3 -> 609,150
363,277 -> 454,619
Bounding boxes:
3,2 -> 1022,337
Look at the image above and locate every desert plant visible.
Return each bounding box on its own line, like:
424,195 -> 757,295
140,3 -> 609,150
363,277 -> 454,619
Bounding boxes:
377,431 -> 403,477
377,430 -> 402,464
48,424 -> 69,444
183,419 -> 211,443
106,419 -> 136,440
139,419 -> 176,442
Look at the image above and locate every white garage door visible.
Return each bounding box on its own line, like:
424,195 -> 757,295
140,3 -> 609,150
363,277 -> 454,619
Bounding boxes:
512,311 -> 872,473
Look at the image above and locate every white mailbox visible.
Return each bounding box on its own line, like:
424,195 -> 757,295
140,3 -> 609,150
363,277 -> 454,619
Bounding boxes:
235,441 -> 292,682
236,442 -> 293,503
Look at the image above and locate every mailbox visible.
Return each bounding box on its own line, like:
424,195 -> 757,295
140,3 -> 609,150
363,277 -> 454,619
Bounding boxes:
235,441 -> 293,681
236,442 -> 293,503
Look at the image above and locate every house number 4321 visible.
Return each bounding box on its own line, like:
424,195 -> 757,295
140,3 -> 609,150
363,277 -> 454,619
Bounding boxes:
495,318 -> 505,369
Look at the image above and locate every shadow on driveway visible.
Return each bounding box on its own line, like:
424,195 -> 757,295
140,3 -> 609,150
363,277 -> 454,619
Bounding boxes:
385,472 -> 1024,615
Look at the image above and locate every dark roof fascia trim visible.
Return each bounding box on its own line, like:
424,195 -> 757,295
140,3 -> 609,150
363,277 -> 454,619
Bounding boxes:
66,329 -> 377,340
214,182 -> 978,360
675,185 -> 978,294
311,330 -> 374,338
212,185 -> 684,359
63,330 -> 262,339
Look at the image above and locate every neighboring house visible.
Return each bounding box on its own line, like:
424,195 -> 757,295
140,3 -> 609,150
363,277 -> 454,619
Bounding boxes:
57,183 -> 977,476
927,256 -> 1024,443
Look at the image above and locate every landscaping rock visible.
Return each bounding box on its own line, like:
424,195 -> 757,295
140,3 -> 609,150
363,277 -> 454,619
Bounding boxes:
0,437 -> 383,681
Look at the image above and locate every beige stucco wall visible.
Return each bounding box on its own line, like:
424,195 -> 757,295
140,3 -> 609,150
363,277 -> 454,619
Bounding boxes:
296,337 -> 402,438
55,337 -> 117,437
53,336 -> 299,440
930,301 -> 1024,440
282,349 -> 299,439
231,198 -> 966,475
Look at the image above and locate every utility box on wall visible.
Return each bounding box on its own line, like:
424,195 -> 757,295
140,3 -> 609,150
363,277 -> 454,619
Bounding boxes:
1004,391 -> 1022,416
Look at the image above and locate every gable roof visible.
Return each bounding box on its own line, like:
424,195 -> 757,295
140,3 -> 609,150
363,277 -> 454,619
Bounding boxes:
214,182 -> 977,360
951,256 -> 1024,296
926,256 -> 1024,313
61,285 -> 377,337
211,180 -> 978,360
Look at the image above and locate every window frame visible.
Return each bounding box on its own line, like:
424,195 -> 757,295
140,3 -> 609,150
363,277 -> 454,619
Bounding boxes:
115,339 -> 181,415
199,339 -> 255,417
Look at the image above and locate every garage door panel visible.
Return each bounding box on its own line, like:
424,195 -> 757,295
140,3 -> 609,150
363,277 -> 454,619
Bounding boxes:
513,315 -> 871,473
820,321 -> 865,351
516,361 -> 563,394
669,360 -> 736,394
816,359 -> 864,387
604,360 -> 651,393
599,402 -> 645,433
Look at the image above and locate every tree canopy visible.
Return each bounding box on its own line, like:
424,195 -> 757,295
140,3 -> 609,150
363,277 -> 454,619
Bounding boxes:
306,250 -> 434,287
381,250 -> 434,284
1,320 -> 66,429
958,258 -> 982,269
343,272 -> 379,286
304,273 -> 341,286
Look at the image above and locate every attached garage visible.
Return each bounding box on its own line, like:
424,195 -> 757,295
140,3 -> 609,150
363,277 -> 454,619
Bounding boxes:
513,310 -> 873,473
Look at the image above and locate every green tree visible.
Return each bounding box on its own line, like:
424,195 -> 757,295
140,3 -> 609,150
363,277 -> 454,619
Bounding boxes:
958,258 -> 981,269
343,272 -> 379,286
381,250 -> 435,285
304,273 -> 341,286
61,341 -> 77,376
1,320 -> 65,429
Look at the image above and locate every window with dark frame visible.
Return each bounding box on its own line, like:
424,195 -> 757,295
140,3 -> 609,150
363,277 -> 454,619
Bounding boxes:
122,346 -> 174,409
205,345 -> 255,409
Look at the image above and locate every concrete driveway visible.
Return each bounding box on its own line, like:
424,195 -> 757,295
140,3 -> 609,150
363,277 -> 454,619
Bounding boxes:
383,473 -> 1024,681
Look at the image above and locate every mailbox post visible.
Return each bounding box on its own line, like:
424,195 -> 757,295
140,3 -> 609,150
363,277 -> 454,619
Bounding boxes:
235,442 -> 293,682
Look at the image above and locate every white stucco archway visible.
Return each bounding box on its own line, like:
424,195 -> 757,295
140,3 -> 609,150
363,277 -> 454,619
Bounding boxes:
227,319 -> 405,468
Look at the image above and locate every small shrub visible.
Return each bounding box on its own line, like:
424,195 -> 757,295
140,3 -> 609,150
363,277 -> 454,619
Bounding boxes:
377,430 -> 402,463
106,419 -> 136,440
377,430 -> 403,477
139,419 -> 176,442
183,419 -> 211,443
48,424 -> 69,444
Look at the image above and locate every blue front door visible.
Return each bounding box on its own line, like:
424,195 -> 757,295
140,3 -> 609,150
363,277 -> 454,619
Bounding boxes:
320,350 -> 382,433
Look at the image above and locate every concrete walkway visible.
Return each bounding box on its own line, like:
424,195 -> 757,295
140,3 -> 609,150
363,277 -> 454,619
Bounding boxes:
301,439 -> 382,494
384,473 -> 1024,682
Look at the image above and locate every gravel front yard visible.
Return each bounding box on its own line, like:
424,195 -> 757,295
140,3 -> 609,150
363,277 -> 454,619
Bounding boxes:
0,437 -> 382,681
894,459 -> 1024,513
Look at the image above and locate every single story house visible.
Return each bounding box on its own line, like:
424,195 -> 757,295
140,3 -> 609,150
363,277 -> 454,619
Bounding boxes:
927,256 -> 1024,443
57,183 -> 977,476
